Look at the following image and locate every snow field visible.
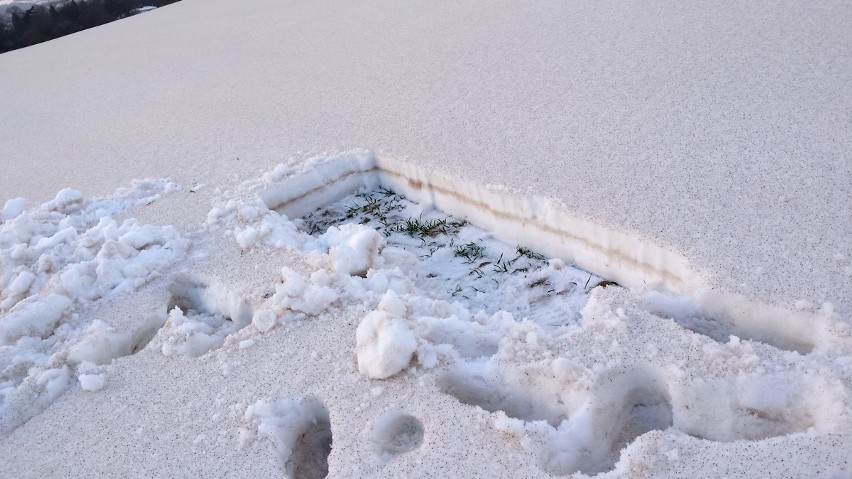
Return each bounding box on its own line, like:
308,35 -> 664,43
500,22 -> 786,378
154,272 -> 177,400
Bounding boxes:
1,150 -> 850,477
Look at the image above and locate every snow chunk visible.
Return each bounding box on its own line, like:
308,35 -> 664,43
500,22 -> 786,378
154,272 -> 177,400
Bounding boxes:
41,188 -> 84,213
271,267 -> 338,316
356,296 -> 417,379
379,291 -> 407,318
0,295 -> 71,343
1,198 -> 26,222
212,197 -> 305,249
78,374 -> 105,392
68,320 -> 134,365
7,270 -> 35,296
319,224 -> 384,276
160,306 -> 244,358
253,309 -> 277,332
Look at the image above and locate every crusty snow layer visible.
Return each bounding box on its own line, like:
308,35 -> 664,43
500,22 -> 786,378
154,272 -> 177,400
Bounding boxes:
0,154 -> 850,478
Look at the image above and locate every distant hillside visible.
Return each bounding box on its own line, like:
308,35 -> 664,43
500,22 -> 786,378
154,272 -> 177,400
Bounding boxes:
0,0 -> 179,53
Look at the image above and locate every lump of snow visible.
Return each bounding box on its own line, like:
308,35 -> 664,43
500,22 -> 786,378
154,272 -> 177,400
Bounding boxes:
356,309 -> 416,379
160,307 -> 242,358
78,374 -> 105,392
279,267 -> 307,296
68,321 -> 134,365
378,290 -> 407,317
213,197 -> 304,249
253,309 -> 277,332
118,229 -> 155,250
0,295 -> 72,343
1,197 -> 26,222
320,224 -> 384,276
7,270 -> 36,296
41,188 -> 84,213
56,221 -> 187,302
235,227 -> 260,248
272,267 -> 338,316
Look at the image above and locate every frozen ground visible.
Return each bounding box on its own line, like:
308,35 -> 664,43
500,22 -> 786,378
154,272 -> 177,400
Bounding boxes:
0,0 -> 850,477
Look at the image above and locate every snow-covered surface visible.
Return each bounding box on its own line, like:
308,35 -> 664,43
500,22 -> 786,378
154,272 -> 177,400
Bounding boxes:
0,152 -> 849,477
1,0 -> 849,322
0,0 -> 850,477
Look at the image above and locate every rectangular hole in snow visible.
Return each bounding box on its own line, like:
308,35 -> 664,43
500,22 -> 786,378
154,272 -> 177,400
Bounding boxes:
295,186 -> 603,328
260,154 -> 824,354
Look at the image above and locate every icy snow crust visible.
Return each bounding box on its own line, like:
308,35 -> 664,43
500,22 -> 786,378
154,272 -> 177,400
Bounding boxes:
1,151 -> 850,478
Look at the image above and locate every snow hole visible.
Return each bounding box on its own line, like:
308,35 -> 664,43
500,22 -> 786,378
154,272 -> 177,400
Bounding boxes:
159,275 -> 253,358
289,406 -> 333,479
437,365 -> 567,428
372,411 -> 424,458
642,291 -> 814,353
243,398 -> 332,477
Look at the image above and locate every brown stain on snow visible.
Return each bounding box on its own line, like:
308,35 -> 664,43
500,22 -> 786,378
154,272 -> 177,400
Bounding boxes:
267,163 -> 687,289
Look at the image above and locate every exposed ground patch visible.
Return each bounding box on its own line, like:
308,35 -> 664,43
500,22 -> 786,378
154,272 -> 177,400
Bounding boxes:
206,153 -> 851,477
260,153 -> 845,355
299,187 -> 596,327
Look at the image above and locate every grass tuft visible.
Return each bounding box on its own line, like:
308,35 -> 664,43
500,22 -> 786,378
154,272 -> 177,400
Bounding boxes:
454,242 -> 485,263
515,246 -> 548,264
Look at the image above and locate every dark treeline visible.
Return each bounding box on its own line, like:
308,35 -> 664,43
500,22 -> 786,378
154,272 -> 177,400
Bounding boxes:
0,0 -> 180,53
